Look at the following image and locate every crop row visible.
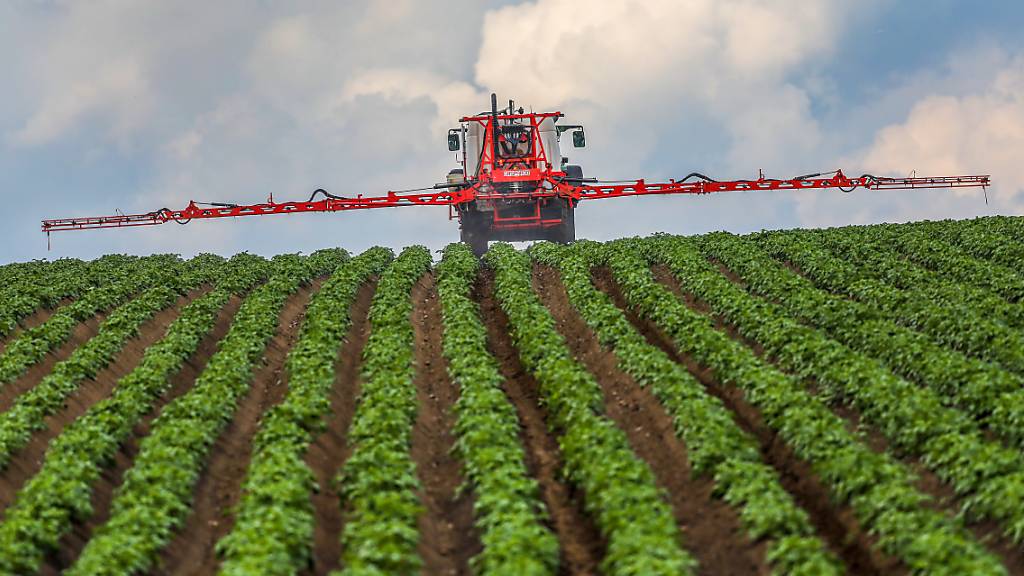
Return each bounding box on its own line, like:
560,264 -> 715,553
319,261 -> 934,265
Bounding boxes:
0,254 -> 186,386
611,238 -> 1003,574
707,232 -> 1024,451
755,230 -> 1024,375
0,255 -> 91,323
0,253 -> 271,574
485,243 -> 696,575
68,249 -> 347,575
333,246 -> 431,575
873,224 -> 1024,302
436,242 -> 559,575
659,233 -> 1024,544
911,218 -> 1024,271
0,254 -> 149,328
216,247 -> 392,575
963,215 -> 1024,245
531,241 -> 840,575
0,258 -> 50,290
0,253 -> 227,468
0,255 -> 125,337
807,227 -> 1024,330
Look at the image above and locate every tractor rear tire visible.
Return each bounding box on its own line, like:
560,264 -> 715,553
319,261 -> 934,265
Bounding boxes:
556,166 -> 581,244
460,213 -> 489,257
552,198 -> 575,244
465,232 -> 488,257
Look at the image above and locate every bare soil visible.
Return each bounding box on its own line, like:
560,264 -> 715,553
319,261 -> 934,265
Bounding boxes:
592,266 -> 901,576
475,270 -> 606,576
533,264 -> 770,576
11,258 -> 1022,576
0,289 -> 204,518
410,272 -> 481,575
698,261 -> 1024,573
153,280 -> 322,575
38,292 -> 244,574
0,312 -> 109,415
303,279 -> 376,576
0,299 -> 69,355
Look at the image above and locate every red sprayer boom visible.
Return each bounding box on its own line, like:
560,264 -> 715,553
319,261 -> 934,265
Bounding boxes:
42,94 -> 991,254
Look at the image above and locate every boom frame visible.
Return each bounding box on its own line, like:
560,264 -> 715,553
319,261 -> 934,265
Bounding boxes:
41,170 -> 990,234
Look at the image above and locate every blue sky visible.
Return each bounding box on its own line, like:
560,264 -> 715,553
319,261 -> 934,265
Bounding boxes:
2,0 -> 1023,263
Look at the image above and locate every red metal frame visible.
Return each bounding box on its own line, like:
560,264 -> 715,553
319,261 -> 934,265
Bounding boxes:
566,171 -> 990,200
42,190 -> 461,232
40,103 -> 991,237
41,169 -> 990,234
460,110 -> 561,179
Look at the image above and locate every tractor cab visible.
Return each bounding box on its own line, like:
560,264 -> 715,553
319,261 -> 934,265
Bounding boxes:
446,94 -> 586,255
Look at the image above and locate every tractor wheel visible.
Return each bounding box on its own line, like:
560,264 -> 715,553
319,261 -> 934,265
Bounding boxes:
460,213 -> 489,256
465,232 -> 488,257
552,198 -> 576,244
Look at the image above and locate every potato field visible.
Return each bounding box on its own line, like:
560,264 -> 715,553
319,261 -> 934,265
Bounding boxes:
1,216 -> 1024,575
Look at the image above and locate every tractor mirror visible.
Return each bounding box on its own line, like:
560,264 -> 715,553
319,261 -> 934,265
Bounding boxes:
447,133 -> 460,151
572,129 -> 586,148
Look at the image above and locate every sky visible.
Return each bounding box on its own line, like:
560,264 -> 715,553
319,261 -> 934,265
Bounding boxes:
2,0 -> 1023,263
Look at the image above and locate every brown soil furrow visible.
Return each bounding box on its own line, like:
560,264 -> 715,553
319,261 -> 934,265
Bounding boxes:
304,279 -> 376,576
475,270 -> 605,576
533,264 -> 768,576
679,263 -> 1024,574
0,312 -> 109,414
592,266 -> 898,576
155,280 -> 322,576
0,300 -> 69,355
0,288 -> 204,518
410,272 -> 481,575
39,293 -> 244,575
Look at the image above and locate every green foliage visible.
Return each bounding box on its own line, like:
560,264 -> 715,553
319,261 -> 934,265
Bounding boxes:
809,226 -> 1024,330
754,230 -> 1024,375
911,217 -> 1024,273
741,226 -> 1024,446
0,254 -> 141,337
611,237 -> 1003,575
0,254 -> 228,469
0,253 -> 187,385
0,252 -> 271,574
66,250 -> 345,575
437,242 -> 559,575
530,240 -> 839,575
485,243 -> 696,576
216,247 -> 392,576
1,216 -> 1022,574
333,246 -> 432,576
687,232 -> 1024,541
878,223 -> 1024,302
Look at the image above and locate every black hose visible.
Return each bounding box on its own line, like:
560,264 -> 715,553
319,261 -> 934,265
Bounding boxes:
308,188 -> 346,202
676,172 -> 718,183
149,208 -> 191,225
793,171 -> 824,181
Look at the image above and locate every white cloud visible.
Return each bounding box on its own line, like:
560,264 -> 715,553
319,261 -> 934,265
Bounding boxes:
793,52 -> 1024,228
474,0 -> 857,177
13,0 -> 1023,263
860,58 -> 1024,196
859,55 -> 1024,211
12,55 -> 151,146
5,1 -> 261,147
334,68 -> 484,135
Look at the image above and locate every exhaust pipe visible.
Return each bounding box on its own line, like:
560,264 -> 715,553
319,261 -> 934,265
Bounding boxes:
491,93 -> 500,170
